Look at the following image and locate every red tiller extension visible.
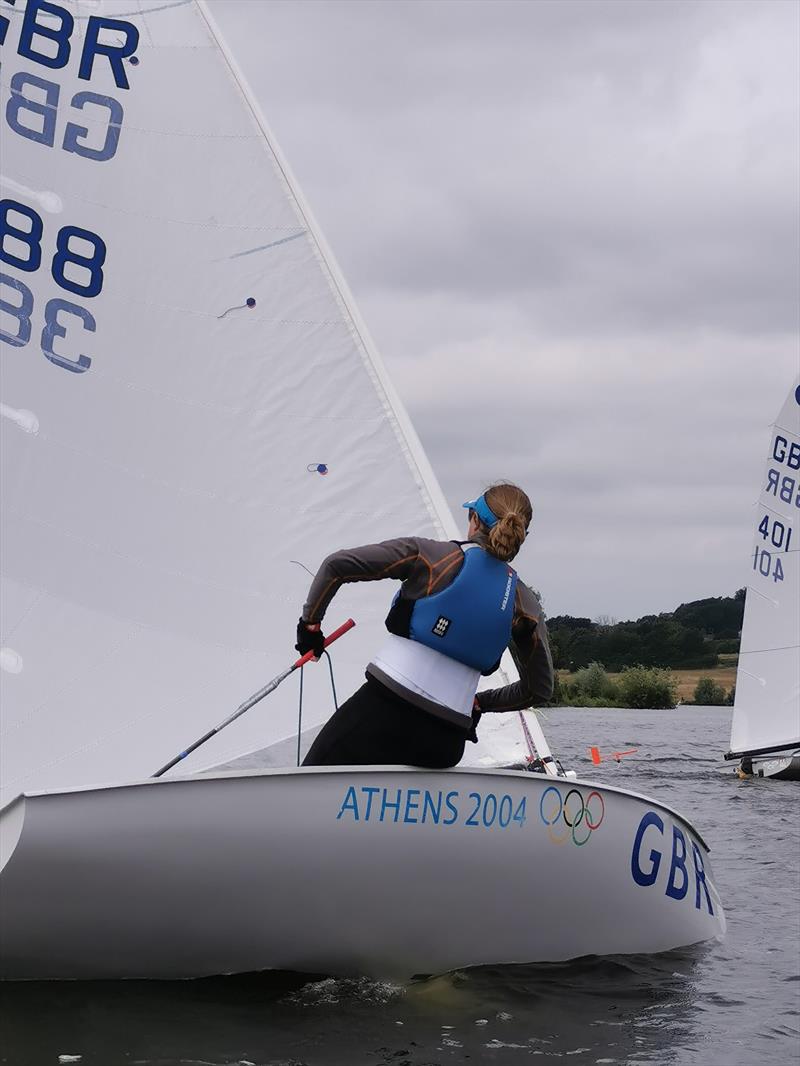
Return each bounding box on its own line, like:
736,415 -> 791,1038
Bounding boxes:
152,619 -> 356,777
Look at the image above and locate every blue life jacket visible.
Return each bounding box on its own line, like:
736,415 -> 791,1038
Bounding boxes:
387,544 -> 518,673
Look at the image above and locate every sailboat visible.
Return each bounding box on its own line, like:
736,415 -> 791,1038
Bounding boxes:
725,379 -> 800,780
0,0 -> 724,979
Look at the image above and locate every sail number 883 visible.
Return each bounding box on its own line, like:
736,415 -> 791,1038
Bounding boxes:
0,199 -> 105,374
1,199 -> 105,297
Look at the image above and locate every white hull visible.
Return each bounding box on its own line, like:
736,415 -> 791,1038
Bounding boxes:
0,767 -> 725,980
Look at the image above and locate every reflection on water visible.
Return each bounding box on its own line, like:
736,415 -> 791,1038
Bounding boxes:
2,707 -> 798,1066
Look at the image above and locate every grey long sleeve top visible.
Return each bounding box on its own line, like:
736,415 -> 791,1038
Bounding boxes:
302,532 -> 554,713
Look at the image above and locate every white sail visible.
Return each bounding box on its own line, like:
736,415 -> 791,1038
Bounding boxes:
0,0 -> 551,809
729,379 -> 800,757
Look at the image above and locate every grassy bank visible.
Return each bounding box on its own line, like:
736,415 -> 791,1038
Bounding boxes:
600,665 -> 737,702
556,662 -> 738,705
669,665 -> 736,702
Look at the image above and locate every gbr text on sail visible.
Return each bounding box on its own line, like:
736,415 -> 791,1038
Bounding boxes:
1,0 -> 140,372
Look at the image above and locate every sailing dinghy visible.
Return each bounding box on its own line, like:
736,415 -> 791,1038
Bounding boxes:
0,0 -> 724,978
725,379 -> 800,780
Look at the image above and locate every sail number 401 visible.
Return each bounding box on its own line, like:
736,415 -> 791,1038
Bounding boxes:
758,514 -> 792,552
753,514 -> 793,583
753,547 -> 784,583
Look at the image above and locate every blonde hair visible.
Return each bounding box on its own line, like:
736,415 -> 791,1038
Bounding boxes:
481,483 -> 532,562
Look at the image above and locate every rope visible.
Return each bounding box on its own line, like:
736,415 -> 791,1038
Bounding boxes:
323,650 -> 339,712
296,651 -> 340,766
296,664 -> 304,768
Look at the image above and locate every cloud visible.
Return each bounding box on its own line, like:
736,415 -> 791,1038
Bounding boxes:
212,0 -> 799,618
219,0 -> 798,332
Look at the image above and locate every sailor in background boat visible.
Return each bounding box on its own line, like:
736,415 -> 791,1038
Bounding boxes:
296,483 -> 553,767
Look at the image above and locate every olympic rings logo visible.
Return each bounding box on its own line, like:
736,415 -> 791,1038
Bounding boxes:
539,787 -> 605,846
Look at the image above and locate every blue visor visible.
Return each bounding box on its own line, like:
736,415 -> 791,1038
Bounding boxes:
462,494 -> 498,529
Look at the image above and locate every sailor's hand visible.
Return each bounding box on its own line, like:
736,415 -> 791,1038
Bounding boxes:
296,618 -> 326,659
468,697 -> 482,743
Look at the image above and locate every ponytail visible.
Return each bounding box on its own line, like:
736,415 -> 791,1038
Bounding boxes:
482,483 -> 532,562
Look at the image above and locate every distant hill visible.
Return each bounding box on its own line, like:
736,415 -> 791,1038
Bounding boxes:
547,590 -> 745,672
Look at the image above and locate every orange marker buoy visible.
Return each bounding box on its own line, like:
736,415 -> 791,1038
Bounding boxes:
589,746 -> 602,765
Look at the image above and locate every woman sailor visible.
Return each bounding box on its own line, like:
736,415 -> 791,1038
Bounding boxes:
296,482 -> 554,768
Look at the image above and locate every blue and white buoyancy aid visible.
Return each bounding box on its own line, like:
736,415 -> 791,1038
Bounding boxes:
370,544 -> 518,726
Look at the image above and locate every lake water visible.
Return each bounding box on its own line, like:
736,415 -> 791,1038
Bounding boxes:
3,706 -> 799,1066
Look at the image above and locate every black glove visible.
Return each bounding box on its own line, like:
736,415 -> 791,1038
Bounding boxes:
296,617 -> 325,659
467,702 -> 482,744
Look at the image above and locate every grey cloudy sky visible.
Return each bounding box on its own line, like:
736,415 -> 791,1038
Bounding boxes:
212,0 -> 799,621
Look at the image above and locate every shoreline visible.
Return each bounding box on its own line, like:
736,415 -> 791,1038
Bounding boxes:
553,664 -> 737,708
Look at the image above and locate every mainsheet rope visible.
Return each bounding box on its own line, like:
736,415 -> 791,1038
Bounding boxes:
296,650 -> 339,767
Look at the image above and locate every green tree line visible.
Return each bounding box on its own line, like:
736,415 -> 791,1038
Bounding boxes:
547,590 -> 744,672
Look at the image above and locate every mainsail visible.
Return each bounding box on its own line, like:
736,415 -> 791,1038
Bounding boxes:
0,0 -> 551,809
729,379 -> 800,758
